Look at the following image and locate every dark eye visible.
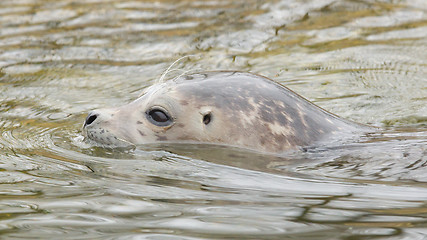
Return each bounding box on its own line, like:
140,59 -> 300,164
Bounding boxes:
146,108 -> 173,126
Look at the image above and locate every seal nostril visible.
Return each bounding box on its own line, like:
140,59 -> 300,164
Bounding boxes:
85,113 -> 98,126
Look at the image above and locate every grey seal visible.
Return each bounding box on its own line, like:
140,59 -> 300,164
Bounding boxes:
82,71 -> 367,153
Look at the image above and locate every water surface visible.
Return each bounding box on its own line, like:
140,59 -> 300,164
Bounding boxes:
0,0 -> 426,239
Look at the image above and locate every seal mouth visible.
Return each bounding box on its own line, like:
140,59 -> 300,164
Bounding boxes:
84,137 -> 136,150
83,126 -> 136,149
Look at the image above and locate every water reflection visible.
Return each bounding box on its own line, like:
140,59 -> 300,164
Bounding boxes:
0,0 -> 426,239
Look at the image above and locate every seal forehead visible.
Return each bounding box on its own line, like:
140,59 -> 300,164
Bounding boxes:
174,72 -> 280,111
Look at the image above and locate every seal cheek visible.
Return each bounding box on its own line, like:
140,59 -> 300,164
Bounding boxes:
138,130 -> 146,136
156,135 -> 168,141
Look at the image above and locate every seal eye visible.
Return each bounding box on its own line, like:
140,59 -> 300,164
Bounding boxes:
150,110 -> 169,122
147,108 -> 173,126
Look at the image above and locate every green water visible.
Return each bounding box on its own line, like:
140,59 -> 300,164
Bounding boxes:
0,0 -> 426,239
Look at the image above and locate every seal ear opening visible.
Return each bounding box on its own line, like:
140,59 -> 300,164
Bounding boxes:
203,113 -> 211,125
200,107 -> 212,125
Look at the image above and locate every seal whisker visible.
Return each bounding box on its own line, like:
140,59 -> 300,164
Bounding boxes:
162,68 -> 189,79
158,55 -> 195,84
145,67 -> 202,104
145,55 -> 199,104
145,69 -> 191,104
172,68 -> 203,82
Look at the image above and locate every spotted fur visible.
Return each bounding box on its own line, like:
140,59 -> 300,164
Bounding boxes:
83,71 -> 366,153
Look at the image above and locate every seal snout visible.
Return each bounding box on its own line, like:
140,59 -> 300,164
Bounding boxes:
84,111 -> 99,127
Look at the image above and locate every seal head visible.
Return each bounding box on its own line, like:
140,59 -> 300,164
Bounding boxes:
83,71 -> 361,153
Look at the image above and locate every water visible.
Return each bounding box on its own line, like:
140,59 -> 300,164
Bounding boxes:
0,0 -> 426,239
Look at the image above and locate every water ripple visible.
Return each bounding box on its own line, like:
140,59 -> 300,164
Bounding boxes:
0,0 -> 426,239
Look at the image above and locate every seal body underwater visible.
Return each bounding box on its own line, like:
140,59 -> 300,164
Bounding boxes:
83,71 -> 368,153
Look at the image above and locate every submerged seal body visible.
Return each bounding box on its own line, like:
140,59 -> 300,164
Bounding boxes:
83,71 -> 364,153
